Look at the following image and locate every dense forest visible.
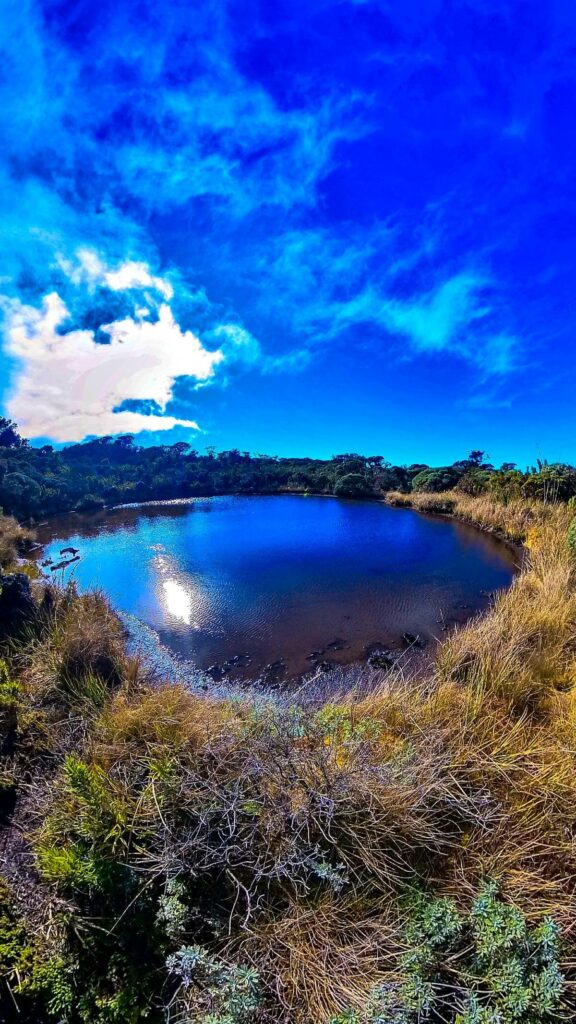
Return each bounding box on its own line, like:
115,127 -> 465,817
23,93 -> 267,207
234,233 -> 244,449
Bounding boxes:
2,416 -> 576,521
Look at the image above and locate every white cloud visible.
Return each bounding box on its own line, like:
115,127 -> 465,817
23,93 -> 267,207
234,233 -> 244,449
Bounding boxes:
381,273 -> 489,352
205,323 -> 261,365
60,249 -> 174,300
104,257 -> 173,300
203,322 -> 311,375
4,292 -> 224,442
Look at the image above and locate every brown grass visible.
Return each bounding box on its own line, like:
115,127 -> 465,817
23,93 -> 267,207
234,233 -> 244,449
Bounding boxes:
385,488 -> 557,544
12,584 -> 130,718
0,514 -> 31,569
243,894 -> 400,1022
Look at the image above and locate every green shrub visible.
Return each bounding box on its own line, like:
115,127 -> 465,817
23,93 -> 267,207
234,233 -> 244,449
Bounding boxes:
334,473 -> 371,498
76,494 -> 105,512
411,468 -> 461,493
457,469 -> 491,496
166,945 -> 261,1023
331,883 -> 564,1024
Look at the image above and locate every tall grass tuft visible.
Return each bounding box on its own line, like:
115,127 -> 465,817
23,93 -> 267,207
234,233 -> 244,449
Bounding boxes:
0,514 -> 31,569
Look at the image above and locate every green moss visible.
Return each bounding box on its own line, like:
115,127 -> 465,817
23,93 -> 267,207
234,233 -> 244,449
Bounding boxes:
0,879 -> 34,985
0,659 -> 19,707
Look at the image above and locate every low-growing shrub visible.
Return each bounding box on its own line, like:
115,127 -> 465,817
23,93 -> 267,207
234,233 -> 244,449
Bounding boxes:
165,946 -> 261,1023
331,883 -> 564,1024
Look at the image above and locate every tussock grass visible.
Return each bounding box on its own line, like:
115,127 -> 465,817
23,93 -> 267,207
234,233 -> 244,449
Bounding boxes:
1,497 -> 576,1021
386,488 -> 556,544
437,505 -> 575,711
243,894 -> 400,1022
0,514 -> 31,569
23,584 -> 128,699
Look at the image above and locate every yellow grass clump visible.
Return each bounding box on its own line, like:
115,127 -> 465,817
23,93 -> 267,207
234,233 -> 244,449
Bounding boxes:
0,513 -> 31,569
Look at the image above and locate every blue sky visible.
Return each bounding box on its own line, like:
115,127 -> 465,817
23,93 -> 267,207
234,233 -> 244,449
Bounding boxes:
0,0 -> 575,466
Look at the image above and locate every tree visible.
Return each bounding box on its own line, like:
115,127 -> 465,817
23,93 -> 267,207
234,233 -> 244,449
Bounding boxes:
114,435 -> 135,449
411,468 -> 461,493
457,469 -> 491,496
523,464 -> 576,503
0,472 -> 41,515
76,494 -> 105,512
468,449 -> 490,467
0,417 -> 27,449
333,473 -> 371,498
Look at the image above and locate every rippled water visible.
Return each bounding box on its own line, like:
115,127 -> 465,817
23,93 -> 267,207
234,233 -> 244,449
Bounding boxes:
36,495 -> 518,680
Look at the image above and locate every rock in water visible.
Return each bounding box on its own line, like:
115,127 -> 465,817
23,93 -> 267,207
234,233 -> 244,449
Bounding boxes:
402,632 -> 424,649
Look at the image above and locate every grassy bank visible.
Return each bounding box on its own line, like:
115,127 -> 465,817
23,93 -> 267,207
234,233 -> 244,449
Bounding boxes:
0,496 -> 576,1022
385,488 -> 553,544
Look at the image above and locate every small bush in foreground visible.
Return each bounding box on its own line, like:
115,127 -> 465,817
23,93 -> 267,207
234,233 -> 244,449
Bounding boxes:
331,883 -> 564,1024
166,946 -> 261,1023
0,515 -> 30,569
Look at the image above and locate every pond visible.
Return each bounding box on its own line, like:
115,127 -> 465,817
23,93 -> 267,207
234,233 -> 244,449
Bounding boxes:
36,495 -> 518,682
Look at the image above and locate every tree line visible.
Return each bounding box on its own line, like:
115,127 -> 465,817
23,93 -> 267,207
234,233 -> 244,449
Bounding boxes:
1,416 -> 575,521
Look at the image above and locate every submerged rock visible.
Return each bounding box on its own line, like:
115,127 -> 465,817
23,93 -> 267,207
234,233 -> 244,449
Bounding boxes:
402,632 -> 424,649
306,649 -> 325,661
325,638 -> 347,652
206,664 -> 227,680
365,642 -> 395,669
263,659 -> 287,682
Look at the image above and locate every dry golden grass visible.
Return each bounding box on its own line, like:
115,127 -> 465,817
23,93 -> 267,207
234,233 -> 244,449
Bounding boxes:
385,488 -> 559,544
437,506 -> 575,711
15,584 -> 129,711
242,894 -> 400,1023
0,514 -> 31,568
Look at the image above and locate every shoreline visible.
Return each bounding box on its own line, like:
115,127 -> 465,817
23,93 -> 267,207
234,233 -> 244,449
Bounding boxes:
33,487 -> 526,557
30,492 -> 521,693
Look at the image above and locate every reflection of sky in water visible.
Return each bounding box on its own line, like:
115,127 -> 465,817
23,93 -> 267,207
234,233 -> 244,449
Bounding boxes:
36,496 -> 518,678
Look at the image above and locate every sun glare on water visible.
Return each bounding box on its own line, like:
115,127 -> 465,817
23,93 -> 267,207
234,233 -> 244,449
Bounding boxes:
162,578 -> 194,625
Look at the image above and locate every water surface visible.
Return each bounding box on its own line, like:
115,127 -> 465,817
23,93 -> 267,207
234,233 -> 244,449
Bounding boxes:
36,496 -> 518,680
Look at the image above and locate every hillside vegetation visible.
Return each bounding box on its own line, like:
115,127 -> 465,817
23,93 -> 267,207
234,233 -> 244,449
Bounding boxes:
2,414 -> 576,520
1,484 -> 576,1022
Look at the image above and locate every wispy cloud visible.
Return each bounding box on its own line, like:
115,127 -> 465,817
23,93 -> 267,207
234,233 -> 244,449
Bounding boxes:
0,0 -> 563,450
59,249 -> 174,300
299,270 -> 520,374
